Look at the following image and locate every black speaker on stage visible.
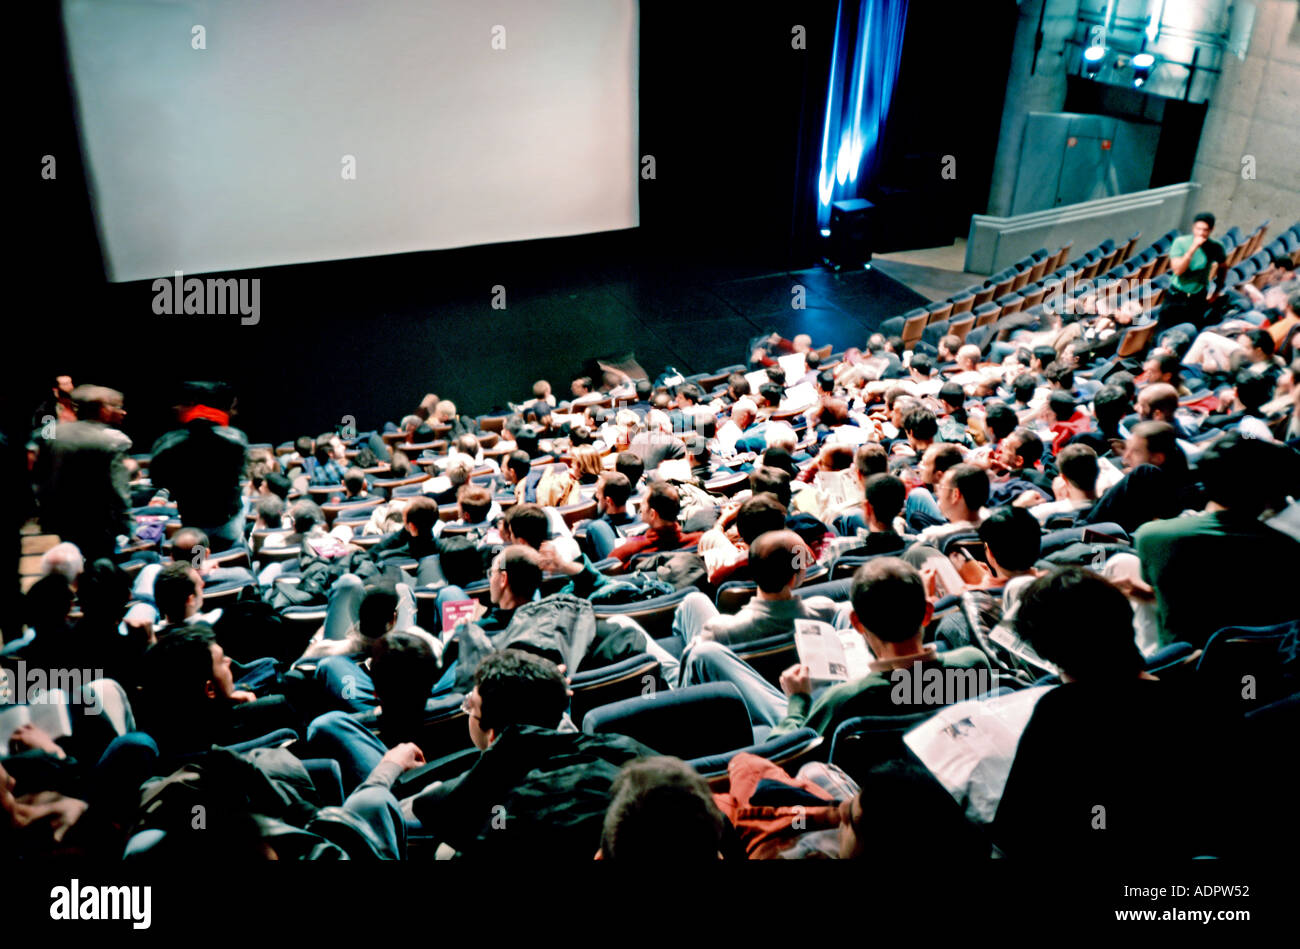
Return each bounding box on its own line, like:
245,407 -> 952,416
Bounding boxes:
826,198 -> 875,269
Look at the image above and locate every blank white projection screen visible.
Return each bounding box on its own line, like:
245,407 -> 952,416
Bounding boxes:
62,0 -> 639,282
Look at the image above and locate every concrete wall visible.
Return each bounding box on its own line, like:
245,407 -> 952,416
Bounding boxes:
986,0 -> 1080,218
966,181 -> 1199,274
1187,0 -> 1300,235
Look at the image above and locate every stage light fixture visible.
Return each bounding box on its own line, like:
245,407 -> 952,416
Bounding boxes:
1082,43 -> 1106,77
1131,52 -> 1154,86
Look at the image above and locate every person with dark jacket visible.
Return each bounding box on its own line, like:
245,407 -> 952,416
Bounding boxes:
411,650 -> 657,860
35,385 -> 132,562
149,382 -> 249,552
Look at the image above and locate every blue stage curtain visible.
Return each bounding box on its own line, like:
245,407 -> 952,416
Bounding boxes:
816,0 -> 910,231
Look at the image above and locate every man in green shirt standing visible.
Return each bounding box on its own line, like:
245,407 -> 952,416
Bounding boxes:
1159,211 -> 1226,332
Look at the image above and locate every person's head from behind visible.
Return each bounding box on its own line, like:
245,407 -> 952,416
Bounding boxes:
758,382 -> 784,409
615,451 -> 644,489
1092,384 -> 1130,435
39,542 -> 85,586
909,354 -> 934,380
749,465 -> 793,509
357,583 -> 400,642
154,562 -> 203,624
505,449 -> 531,485
596,471 -> 632,514
168,527 -> 210,566
370,630 -> 438,727
402,496 -> 438,539
938,383 -> 966,417
1011,372 -> 1038,406
1044,361 -> 1074,393
840,758 -> 987,860
140,624 -> 236,732
1015,568 -> 1142,681
255,495 -> 285,531
1046,390 -> 1077,424
748,530 -> 812,595
465,649 -> 568,749
314,433 -> 337,465
601,757 -> 728,862
388,451 -> 412,479
977,507 -> 1041,577
984,402 -> 1017,443
1137,383 -> 1178,422
937,334 -> 962,362
1232,369 -> 1273,414
24,573 -> 74,634
853,442 -> 888,482
1056,443 -> 1099,497
490,545 -> 543,609
863,473 -> 906,532
1122,420 -> 1176,471
290,500 -> 325,536
457,484 -> 492,524
726,373 -> 750,401
570,444 -> 603,483
501,503 -> 549,549
937,463 -> 989,523
760,446 -> 797,479
956,344 -> 981,372
1197,431 -> 1300,517
71,385 -> 125,426
848,558 -> 932,653
343,467 -> 367,498
1030,346 -> 1057,373
735,494 -> 788,547
642,481 -> 681,530
918,442 -> 963,489
902,407 -> 938,449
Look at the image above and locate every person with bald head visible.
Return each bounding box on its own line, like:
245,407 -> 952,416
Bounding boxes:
1137,383 -> 1180,425
670,529 -> 843,649
35,384 -> 132,562
1080,420 -> 1194,533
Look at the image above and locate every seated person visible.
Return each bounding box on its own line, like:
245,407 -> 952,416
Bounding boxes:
671,529 -> 843,648
1014,443 -> 1099,524
981,568 -> 1233,857
915,464 -> 989,546
679,558 -> 989,735
372,496 -> 440,561
825,473 -> 908,560
1134,432 -> 1300,650
1079,421 -> 1194,534
432,484 -> 499,542
899,442 -> 963,531
137,624 -> 300,756
697,492 -> 788,586
599,756 -> 732,862
305,630 -> 441,792
601,482 -> 702,567
409,650 -> 656,861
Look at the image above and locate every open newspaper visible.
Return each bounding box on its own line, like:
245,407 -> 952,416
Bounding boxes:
0,694 -> 74,759
793,619 -> 874,683
903,685 -> 1054,824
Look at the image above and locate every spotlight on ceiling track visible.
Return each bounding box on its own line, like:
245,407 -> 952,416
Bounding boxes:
1131,52 -> 1154,87
1083,44 -> 1106,77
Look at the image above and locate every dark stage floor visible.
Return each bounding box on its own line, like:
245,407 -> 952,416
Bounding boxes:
53,235 -> 930,447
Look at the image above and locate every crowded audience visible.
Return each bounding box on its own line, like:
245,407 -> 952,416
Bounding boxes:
5,216 -> 1298,861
